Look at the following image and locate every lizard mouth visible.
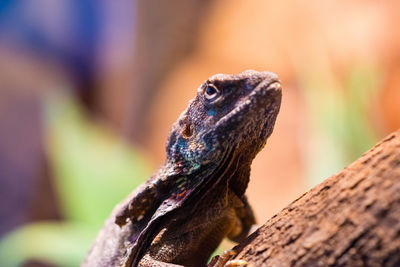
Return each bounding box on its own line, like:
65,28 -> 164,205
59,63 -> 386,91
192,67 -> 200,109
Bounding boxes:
215,77 -> 282,129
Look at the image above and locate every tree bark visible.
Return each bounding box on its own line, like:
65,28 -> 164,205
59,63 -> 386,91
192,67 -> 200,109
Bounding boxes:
226,129 -> 400,267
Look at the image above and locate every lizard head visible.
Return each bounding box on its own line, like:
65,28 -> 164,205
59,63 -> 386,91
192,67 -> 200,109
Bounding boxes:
166,70 -> 282,174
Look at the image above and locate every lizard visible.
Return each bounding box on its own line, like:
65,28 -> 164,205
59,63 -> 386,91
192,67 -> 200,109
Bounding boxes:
82,70 -> 282,267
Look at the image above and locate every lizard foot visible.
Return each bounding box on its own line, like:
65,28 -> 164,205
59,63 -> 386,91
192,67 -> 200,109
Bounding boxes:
208,250 -> 247,267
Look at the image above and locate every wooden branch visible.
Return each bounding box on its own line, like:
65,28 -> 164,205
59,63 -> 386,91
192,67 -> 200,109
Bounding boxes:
226,130 -> 400,266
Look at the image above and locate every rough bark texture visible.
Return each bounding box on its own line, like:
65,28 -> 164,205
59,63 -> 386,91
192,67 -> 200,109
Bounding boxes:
228,130 -> 400,267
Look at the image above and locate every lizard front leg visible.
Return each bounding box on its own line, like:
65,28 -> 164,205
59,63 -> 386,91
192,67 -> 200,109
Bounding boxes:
207,194 -> 255,267
227,194 -> 256,243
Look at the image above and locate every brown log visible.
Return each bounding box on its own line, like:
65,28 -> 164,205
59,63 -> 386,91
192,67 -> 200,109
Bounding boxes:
226,130 -> 400,267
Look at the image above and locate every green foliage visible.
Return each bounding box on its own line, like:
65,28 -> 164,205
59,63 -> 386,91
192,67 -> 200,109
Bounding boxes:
0,222 -> 93,267
301,63 -> 380,186
45,93 -> 152,227
0,92 -> 152,266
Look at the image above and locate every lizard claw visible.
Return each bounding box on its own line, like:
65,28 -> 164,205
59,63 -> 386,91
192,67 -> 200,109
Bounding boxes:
224,259 -> 248,267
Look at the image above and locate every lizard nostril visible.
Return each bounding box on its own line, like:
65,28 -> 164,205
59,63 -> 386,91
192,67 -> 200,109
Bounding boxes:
182,124 -> 193,138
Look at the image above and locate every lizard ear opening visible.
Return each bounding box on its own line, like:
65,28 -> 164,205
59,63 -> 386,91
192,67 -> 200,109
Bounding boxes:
182,124 -> 193,138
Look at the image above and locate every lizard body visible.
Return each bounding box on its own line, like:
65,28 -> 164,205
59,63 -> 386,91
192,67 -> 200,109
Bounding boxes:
82,70 -> 282,267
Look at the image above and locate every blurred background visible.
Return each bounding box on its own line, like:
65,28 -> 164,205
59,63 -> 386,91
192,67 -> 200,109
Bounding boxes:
0,0 -> 399,266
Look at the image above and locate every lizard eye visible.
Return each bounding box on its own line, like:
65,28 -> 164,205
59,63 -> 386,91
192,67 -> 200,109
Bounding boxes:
204,84 -> 220,100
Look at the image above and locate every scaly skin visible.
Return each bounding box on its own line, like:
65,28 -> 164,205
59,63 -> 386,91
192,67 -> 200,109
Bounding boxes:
82,70 -> 282,267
